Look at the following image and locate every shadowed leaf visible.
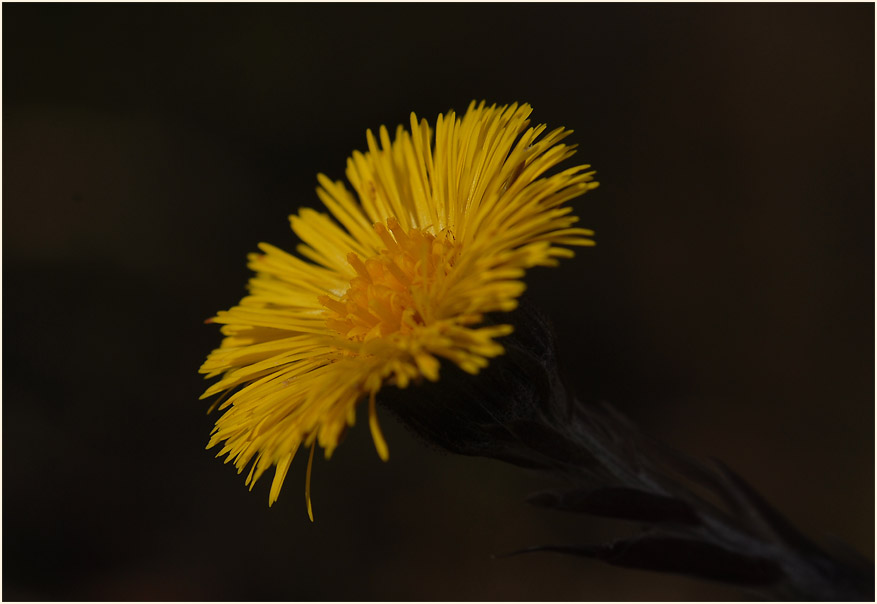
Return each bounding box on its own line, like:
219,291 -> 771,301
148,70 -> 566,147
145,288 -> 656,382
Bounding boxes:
528,486 -> 700,525
510,536 -> 784,586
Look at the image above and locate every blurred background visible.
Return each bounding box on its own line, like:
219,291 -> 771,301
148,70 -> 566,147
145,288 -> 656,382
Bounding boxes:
3,3 -> 873,601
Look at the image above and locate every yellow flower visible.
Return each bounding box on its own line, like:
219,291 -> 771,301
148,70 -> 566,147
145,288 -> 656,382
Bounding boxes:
200,101 -> 598,518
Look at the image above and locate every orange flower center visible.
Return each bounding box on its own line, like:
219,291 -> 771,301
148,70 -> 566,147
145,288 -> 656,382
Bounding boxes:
319,218 -> 459,342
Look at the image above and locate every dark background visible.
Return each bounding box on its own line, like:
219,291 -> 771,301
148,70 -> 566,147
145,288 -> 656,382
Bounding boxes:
3,3 -> 873,601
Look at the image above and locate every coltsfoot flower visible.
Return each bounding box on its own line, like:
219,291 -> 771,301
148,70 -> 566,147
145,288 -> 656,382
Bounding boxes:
200,101 -> 598,518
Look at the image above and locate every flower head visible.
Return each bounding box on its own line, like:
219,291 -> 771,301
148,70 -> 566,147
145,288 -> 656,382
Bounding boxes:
200,101 -> 598,517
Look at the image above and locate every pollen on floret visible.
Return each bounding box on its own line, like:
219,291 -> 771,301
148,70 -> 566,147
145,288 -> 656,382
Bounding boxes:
320,218 -> 460,343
